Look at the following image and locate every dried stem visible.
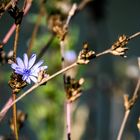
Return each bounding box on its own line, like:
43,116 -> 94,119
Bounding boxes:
117,110 -> 130,140
128,32 -> 140,40
96,49 -> 111,57
12,93 -> 18,140
66,101 -> 71,140
60,4 -> 77,140
27,0 -> 46,56
65,3 -> 77,28
116,79 -> 140,140
13,24 -> 20,60
11,23 -> 21,140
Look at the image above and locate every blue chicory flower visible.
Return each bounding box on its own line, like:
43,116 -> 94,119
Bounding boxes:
11,53 -> 48,84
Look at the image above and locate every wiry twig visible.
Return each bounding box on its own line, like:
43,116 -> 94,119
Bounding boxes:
95,49 -> 110,57
59,4 -> 77,140
65,3 -> 77,28
11,20 -> 21,140
116,58 -> 140,140
27,0 -> 46,56
116,110 -> 130,140
12,93 -> 18,140
128,32 -> 140,40
13,24 -> 20,60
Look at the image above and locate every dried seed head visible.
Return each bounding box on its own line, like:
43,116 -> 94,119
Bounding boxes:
48,14 -> 67,40
38,70 -> 49,84
8,72 -> 27,94
65,76 -> 84,102
110,35 -> 128,57
77,43 -> 96,64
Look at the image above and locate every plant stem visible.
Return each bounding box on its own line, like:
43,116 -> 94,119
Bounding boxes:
60,4 -> 77,140
27,0 -> 46,56
66,102 -> 71,140
13,24 -> 20,60
128,32 -> 140,40
133,79 -> 140,98
12,23 -> 20,140
12,93 -> 18,140
117,110 -> 130,140
116,78 -> 140,140
96,49 -> 111,57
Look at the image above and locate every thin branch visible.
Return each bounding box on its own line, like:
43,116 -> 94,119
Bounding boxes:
117,110 -> 130,140
0,97 -> 13,121
96,49 -> 111,57
60,4 -> 78,140
128,32 -> 140,40
27,0 -> 46,56
66,101 -> 71,140
12,93 -> 18,140
116,60 -> 140,140
133,79 -> 140,98
13,24 -> 20,60
11,22 -> 21,140
65,3 -> 77,28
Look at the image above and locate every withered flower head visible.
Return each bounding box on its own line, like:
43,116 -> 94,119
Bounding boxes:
65,76 -> 84,102
77,43 -> 96,64
110,35 -> 128,57
48,14 -> 67,40
8,72 -> 27,93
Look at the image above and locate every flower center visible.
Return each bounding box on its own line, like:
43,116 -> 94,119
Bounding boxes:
23,69 -> 31,76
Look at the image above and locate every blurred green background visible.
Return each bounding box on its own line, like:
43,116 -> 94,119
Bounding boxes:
0,0 -> 140,140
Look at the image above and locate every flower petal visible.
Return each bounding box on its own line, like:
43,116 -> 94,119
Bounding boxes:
16,57 -> 25,69
22,75 -> 28,81
39,66 -> 48,71
30,71 -> 39,77
11,63 -> 19,70
26,77 -> 31,84
31,60 -> 44,72
23,53 -> 28,68
28,54 -> 36,69
29,76 -> 38,83
15,68 -> 24,75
